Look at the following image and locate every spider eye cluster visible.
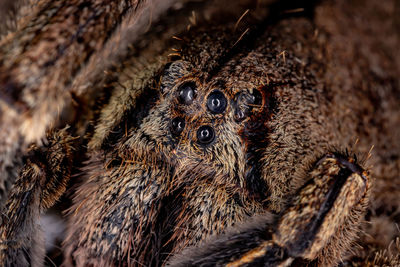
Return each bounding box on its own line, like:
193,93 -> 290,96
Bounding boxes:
170,82 -> 231,146
169,83 -> 263,146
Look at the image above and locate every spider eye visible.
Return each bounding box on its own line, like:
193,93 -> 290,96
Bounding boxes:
207,90 -> 227,114
178,82 -> 196,104
234,89 -> 262,121
170,117 -> 185,135
197,125 -> 215,145
251,89 -> 262,105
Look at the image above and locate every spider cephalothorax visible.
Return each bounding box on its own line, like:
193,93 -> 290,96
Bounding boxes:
62,17 -> 369,266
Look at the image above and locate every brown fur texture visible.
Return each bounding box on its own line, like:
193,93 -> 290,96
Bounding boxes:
0,129 -> 74,266
0,0 -> 399,266
169,154 -> 369,266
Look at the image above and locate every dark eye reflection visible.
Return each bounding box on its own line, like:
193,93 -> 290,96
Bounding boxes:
178,82 -> 196,105
234,89 -> 262,122
170,117 -> 185,135
197,125 -> 215,145
207,90 -> 227,114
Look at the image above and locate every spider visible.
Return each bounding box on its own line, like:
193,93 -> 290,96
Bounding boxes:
0,0 -> 399,266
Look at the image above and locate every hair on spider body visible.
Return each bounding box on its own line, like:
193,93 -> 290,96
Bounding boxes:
0,0 -> 399,266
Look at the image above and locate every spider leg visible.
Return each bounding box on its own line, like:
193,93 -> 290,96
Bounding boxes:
0,0 -> 140,206
62,153 -> 174,266
0,0 -> 194,207
168,153 -> 369,267
0,129 -> 74,267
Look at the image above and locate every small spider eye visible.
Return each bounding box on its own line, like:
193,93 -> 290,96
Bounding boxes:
170,117 -> 185,135
178,82 -> 196,104
234,89 -> 262,122
207,90 -> 227,114
197,125 -> 215,145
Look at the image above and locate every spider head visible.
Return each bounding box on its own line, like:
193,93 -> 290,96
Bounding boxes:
135,60 -> 267,190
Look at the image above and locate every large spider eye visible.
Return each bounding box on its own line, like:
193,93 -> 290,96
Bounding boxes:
170,117 -> 185,135
197,125 -> 215,145
207,90 -> 227,114
178,82 -> 196,104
